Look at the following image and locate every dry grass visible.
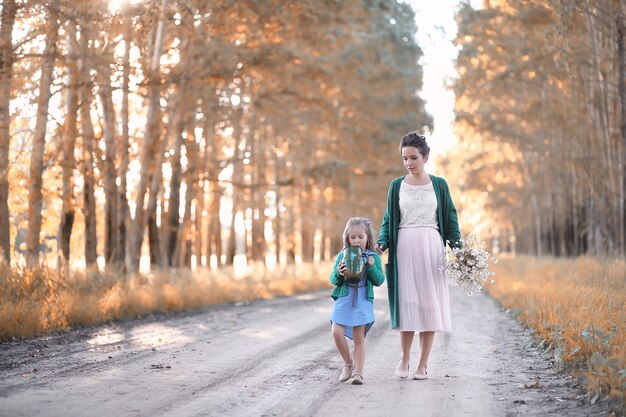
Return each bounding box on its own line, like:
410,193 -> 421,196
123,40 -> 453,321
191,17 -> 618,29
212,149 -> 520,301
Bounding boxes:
485,255 -> 625,407
0,262 -> 333,340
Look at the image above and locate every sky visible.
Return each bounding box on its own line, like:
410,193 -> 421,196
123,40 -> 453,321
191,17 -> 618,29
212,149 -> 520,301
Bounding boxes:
404,0 -> 482,158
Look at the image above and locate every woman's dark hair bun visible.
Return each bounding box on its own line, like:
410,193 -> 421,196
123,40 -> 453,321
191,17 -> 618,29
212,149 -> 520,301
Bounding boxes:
399,132 -> 430,156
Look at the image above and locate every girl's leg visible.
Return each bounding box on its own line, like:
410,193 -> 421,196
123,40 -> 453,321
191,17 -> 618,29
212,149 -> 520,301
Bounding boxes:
352,325 -> 366,374
331,323 -> 351,365
398,331 -> 414,370
417,331 -> 435,373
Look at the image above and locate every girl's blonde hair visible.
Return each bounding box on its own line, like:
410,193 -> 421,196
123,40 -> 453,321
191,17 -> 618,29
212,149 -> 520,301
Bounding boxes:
342,217 -> 375,251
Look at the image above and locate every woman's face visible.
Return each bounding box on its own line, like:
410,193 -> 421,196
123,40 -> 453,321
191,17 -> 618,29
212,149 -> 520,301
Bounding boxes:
401,146 -> 428,175
347,224 -> 368,251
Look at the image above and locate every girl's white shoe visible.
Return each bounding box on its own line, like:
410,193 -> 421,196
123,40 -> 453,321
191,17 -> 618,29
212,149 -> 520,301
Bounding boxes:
339,364 -> 353,382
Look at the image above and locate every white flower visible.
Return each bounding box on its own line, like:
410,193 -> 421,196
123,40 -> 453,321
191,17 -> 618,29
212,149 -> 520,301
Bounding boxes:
443,234 -> 497,296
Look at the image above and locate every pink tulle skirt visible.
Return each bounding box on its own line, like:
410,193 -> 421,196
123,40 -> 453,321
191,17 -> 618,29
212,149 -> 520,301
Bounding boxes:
396,227 -> 451,332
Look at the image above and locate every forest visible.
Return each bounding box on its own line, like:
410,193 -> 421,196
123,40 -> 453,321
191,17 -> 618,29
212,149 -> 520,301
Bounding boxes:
451,0 -> 625,258
0,0 -> 431,273
1,1 -> 624,275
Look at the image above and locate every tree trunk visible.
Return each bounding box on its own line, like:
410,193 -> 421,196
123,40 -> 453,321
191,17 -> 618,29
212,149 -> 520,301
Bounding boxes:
225,108 -> 243,266
57,23 -> 78,270
301,218 -> 314,262
128,0 -> 168,273
146,156 -> 165,270
286,185 -> 296,265
79,28 -> 98,268
618,12 -> 626,256
322,230 -> 331,262
0,0 -> 17,263
299,119 -> 315,263
300,185 -> 315,263
99,60 -> 119,267
273,149 -> 282,265
195,183 -> 203,267
330,233 -> 342,256
145,112 -> 172,270
117,10 -> 132,269
226,197 -> 238,266
26,0 -> 59,267
208,178 -> 222,267
202,109 -> 221,268
166,74 -> 191,265
148,207 -> 160,268
252,128 -> 267,265
586,10 -> 616,254
174,133 -> 199,267
160,11 -> 198,269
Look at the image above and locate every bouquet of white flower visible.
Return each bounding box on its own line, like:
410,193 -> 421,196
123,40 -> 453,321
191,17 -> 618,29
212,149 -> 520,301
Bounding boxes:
442,234 -> 498,296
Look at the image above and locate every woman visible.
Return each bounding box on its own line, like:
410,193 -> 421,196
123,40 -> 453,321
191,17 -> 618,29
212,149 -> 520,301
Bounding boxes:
375,132 -> 461,380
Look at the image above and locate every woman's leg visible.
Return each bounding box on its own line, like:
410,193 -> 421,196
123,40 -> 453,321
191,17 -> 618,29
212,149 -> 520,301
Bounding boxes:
352,325 -> 366,374
398,331 -> 414,370
331,323 -> 351,365
417,331 -> 435,373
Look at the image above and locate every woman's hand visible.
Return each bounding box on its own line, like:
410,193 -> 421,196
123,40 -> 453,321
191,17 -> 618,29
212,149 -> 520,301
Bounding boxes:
338,260 -> 347,276
375,243 -> 385,254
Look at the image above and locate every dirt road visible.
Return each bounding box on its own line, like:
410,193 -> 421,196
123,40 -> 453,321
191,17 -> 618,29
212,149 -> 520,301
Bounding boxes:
0,284 -> 612,417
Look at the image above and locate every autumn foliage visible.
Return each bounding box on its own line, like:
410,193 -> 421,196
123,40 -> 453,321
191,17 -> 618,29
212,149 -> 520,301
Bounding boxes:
0,0 -> 431,272
448,0 -> 626,258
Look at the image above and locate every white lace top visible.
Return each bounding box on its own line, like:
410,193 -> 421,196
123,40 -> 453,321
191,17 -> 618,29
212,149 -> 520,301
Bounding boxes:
399,180 -> 439,229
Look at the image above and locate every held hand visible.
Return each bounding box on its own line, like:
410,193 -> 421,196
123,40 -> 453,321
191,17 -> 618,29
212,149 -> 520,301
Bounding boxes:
375,243 -> 385,254
338,260 -> 347,275
367,255 -> 374,266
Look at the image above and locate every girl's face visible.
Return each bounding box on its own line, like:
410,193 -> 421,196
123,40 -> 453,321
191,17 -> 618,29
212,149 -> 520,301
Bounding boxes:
402,146 -> 428,175
347,224 -> 368,251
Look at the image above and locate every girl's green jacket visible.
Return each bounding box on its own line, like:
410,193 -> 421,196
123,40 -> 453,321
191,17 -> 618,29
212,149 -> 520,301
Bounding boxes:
376,175 -> 461,329
329,251 -> 385,301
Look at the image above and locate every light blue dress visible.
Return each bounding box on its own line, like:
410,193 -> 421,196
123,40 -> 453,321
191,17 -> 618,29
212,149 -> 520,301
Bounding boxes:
330,264 -> 375,340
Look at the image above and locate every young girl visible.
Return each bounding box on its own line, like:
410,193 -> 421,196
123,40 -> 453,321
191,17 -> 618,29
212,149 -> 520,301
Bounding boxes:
330,217 -> 385,385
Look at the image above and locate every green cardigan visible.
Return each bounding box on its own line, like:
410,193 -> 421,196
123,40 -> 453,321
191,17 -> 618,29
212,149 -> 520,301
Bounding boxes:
329,251 -> 385,301
376,175 -> 461,329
